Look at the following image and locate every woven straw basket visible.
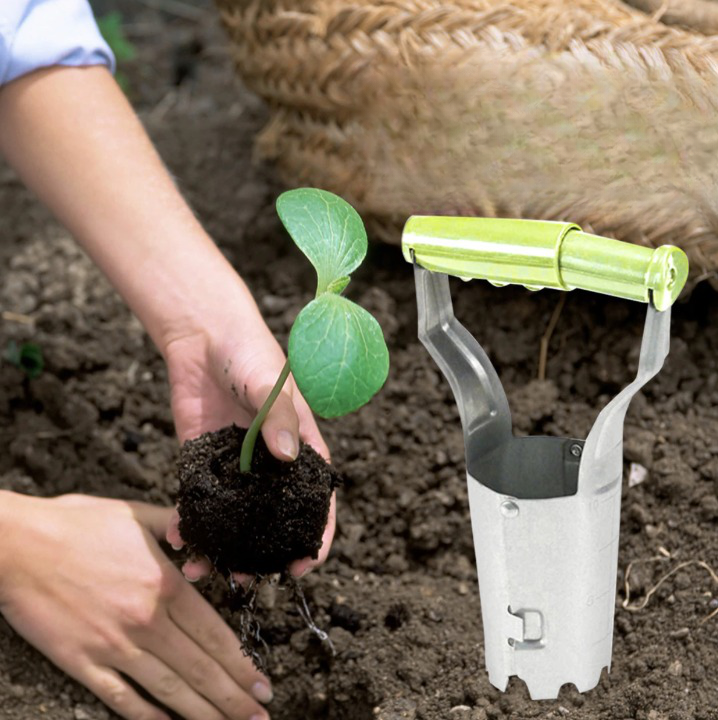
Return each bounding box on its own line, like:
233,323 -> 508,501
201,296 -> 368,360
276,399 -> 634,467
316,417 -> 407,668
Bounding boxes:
216,0 -> 718,283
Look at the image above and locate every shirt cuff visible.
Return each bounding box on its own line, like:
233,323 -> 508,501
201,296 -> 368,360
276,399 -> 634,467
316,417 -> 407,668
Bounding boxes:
0,0 -> 115,86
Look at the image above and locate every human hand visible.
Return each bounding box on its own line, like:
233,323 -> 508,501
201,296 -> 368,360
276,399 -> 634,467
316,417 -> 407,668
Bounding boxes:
0,66 -> 335,585
163,319 -> 336,582
0,492 -> 274,720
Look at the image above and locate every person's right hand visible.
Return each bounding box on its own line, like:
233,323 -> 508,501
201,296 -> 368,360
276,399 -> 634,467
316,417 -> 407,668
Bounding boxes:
0,491 -> 273,720
163,321 -> 335,583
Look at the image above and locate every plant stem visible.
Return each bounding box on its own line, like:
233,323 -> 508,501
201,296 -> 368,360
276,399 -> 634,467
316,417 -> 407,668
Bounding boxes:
239,359 -> 292,473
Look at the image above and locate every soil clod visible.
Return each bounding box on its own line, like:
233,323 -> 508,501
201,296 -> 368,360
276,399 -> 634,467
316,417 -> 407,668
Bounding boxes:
177,424 -> 340,576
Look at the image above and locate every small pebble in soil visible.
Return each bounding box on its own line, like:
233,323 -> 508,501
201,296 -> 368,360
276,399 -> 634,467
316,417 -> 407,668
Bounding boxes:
668,659 -> 683,677
628,462 -> 648,487
449,706 -> 472,717
374,697 -> 417,719
669,627 -> 690,639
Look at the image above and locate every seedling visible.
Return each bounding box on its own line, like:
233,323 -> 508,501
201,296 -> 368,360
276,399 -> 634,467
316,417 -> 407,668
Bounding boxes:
3,340 -> 43,379
239,188 -> 390,472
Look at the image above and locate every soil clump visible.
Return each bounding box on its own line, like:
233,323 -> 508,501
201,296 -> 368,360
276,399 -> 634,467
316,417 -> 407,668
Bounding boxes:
177,425 -> 338,575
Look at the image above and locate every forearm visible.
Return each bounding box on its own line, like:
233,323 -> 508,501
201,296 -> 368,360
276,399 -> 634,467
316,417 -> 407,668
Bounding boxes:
0,66 -> 264,353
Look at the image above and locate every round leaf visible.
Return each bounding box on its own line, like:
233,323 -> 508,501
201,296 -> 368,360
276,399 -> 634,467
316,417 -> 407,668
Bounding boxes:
276,189 -> 368,295
289,294 -> 389,418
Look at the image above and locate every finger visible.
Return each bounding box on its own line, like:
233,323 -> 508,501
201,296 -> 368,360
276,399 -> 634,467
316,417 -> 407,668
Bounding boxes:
168,582 -> 271,698
165,509 -> 185,550
80,665 -> 170,720
182,556 -> 212,582
146,615 -> 270,717
293,392 -> 331,462
128,502 -> 176,544
289,491 -> 337,578
118,650 -> 231,720
230,572 -> 253,590
53,493 -> 95,508
247,381 -> 300,462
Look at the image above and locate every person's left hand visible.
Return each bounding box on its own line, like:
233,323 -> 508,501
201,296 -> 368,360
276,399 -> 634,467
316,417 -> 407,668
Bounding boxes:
162,319 -> 336,583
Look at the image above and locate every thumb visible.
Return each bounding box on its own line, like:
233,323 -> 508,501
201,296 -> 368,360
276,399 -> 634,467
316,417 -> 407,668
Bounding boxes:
129,502 -> 176,543
247,380 -> 300,462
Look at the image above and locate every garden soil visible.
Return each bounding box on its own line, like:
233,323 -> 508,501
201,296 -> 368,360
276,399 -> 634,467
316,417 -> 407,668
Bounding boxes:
0,4 -> 717,720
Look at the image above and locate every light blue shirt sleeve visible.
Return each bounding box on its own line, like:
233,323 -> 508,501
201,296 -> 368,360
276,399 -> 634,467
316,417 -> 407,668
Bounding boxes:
0,0 -> 115,86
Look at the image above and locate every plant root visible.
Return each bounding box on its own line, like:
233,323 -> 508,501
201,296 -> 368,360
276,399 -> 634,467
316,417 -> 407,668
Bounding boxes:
623,557 -> 718,622
230,575 -> 270,674
538,294 -> 566,381
286,575 -> 336,657
1,311 -> 35,326
228,572 -> 335,673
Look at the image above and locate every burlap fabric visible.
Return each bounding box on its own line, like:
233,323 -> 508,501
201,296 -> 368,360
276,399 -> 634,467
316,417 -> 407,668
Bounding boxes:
216,0 -> 718,282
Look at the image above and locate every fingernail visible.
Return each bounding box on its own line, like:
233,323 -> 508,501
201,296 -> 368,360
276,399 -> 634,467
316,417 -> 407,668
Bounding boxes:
250,715 -> 268,720
233,573 -> 252,591
251,681 -> 273,704
182,565 -> 201,583
171,542 -> 184,551
276,430 -> 298,461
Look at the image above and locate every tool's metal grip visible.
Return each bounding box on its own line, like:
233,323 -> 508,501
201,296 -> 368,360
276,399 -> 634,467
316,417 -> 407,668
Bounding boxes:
402,216 -> 688,311
414,266 -> 512,455
579,303 -> 671,494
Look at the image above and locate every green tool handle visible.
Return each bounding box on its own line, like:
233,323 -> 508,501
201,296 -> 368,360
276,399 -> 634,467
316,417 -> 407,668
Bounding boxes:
401,217 -> 689,311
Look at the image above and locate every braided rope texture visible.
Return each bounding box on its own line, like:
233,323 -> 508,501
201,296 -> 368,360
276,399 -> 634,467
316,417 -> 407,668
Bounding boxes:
216,0 -> 718,281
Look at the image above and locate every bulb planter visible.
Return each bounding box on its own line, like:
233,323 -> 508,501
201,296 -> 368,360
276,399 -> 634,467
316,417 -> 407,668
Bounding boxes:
402,217 -> 689,699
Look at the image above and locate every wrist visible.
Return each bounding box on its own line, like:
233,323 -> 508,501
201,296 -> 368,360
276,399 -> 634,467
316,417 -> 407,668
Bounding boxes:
146,240 -> 270,359
0,491 -> 28,600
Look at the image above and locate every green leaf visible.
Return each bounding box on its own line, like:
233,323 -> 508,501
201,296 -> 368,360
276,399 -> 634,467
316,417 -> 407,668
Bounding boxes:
3,341 -> 43,379
19,343 -> 44,379
277,189 -> 367,296
289,293 -> 389,418
273,187 -> 390,425
97,12 -> 136,63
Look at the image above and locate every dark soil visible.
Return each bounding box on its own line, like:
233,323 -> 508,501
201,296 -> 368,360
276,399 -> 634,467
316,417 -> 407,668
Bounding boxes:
0,3 -> 717,720
177,425 -> 338,575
